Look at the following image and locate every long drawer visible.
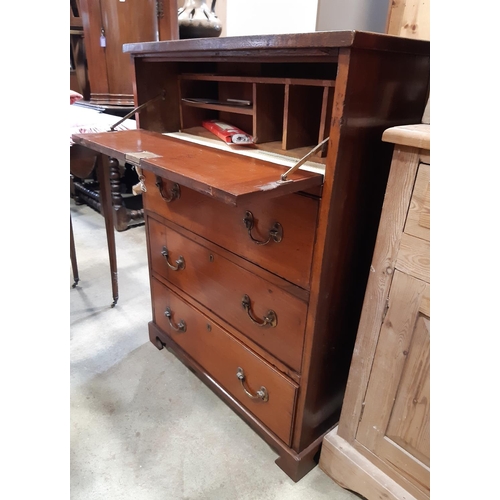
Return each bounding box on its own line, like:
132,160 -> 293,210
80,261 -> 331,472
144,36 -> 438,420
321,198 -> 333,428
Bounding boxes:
151,277 -> 298,445
148,217 -> 308,372
142,169 -> 319,290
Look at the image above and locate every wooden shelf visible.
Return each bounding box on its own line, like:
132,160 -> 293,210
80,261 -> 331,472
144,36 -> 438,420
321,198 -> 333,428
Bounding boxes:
176,73 -> 335,156
180,126 -> 328,165
181,100 -> 254,116
180,73 -> 336,88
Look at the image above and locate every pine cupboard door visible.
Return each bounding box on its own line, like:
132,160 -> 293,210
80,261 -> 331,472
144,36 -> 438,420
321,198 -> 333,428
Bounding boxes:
356,270 -> 430,499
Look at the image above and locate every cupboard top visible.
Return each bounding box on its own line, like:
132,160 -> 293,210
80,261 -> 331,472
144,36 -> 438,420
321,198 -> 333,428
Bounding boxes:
123,30 -> 430,60
382,124 -> 430,149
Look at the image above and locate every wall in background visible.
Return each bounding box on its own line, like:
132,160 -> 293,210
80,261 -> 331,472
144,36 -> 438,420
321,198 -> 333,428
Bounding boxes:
316,0 -> 389,33
216,0 -> 227,37
175,0 -> 391,39
225,0 -> 318,37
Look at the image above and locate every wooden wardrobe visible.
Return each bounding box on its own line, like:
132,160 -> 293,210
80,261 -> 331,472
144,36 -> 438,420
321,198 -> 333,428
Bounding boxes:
77,0 -> 178,106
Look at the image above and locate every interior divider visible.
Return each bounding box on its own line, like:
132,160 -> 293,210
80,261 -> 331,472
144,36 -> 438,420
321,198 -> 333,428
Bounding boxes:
282,85 -> 324,150
317,87 -> 335,157
253,83 -> 285,144
175,68 -> 335,160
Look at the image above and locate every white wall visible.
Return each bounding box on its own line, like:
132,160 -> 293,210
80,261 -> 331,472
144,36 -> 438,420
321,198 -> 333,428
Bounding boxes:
217,0 -> 227,37
225,0 -> 318,37
315,0 -> 389,33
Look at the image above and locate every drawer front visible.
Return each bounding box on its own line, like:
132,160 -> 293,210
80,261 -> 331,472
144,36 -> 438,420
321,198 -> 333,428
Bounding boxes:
148,217 -> 308,372
151,277 -> 298,445
142,169 -> 318,290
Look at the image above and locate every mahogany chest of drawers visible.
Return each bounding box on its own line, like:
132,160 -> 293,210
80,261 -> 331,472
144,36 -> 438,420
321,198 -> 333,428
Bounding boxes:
72,31 -> 430,481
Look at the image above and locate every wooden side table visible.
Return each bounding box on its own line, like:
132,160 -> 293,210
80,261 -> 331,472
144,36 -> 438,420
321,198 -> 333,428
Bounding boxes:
70,105 -> 140,306
70,145 -> 119,307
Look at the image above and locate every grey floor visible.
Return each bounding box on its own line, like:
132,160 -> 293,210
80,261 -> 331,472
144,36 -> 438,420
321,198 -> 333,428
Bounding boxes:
70,198 -> 358,500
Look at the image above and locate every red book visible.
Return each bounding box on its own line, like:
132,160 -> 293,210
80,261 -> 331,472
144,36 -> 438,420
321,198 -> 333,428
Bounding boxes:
202,120 -> 254,146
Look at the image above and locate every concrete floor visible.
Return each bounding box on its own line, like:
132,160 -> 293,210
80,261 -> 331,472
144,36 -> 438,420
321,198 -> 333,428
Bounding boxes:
70,198 -> 359,500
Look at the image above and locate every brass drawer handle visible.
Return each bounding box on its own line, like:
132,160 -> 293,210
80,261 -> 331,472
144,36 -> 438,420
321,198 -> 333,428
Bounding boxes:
242,294 -> 277,328
164,306 -> 187,332
155,175 -> 180,202
243,210 -> 282,245
236,367 -> 269,402
161,246 -> 185,271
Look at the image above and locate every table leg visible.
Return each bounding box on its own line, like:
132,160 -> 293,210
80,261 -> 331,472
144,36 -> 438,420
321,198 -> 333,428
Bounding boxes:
96,154 -> 119,307
70,215 -> 79,288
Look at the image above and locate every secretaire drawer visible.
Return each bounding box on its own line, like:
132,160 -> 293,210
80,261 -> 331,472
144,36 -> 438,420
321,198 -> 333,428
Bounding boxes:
151,277 -> 298,445
148,217 -> 308,372
142,169 -> 318,290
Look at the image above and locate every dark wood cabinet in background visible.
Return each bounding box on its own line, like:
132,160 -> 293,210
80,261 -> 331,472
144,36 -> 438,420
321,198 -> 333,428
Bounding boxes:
70,0 -> 179,232
77,0 -> 178,106
72,31 -> 430,482
70,0 -> 89,99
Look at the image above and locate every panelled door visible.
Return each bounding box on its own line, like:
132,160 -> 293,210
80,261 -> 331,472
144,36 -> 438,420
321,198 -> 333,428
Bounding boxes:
356,159 -> 430,499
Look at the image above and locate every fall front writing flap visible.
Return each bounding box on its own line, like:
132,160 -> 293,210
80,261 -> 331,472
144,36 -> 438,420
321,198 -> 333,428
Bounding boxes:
71,129 -> 324,206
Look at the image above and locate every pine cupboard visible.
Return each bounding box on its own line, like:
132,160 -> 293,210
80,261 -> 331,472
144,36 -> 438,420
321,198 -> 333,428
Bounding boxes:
72,32 -> 430,481
319,124 -> 430,498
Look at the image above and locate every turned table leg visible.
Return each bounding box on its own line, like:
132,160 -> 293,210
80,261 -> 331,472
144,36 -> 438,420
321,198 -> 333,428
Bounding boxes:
109,157 -> 132,232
